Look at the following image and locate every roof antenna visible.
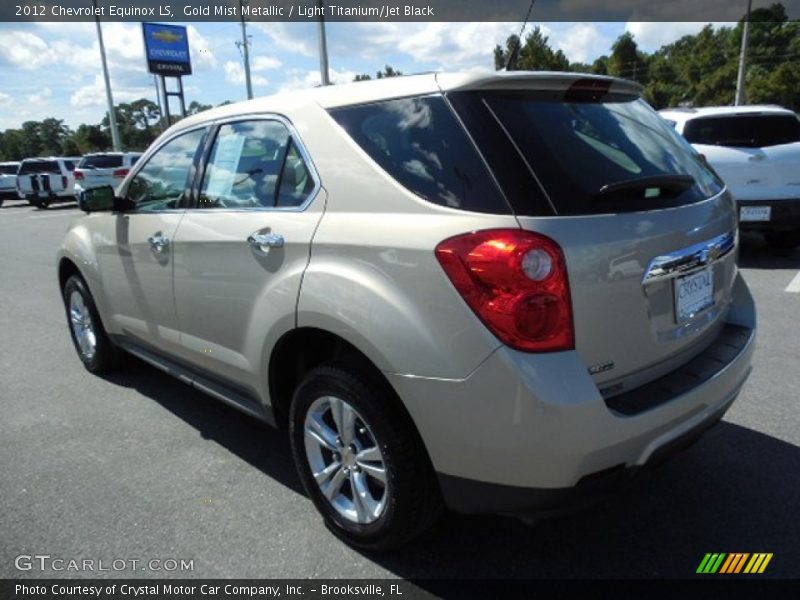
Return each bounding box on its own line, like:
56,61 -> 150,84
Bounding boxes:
504,0 -> 537,71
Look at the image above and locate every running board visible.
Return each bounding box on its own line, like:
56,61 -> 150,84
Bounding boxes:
117,341 -> 275,426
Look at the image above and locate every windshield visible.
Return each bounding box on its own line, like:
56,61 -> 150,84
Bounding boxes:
683,114 -> 800,148
79,155 -> 123,169
457,92 -> 724,216
19,161 -> 60,175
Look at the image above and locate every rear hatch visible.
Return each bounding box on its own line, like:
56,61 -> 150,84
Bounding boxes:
683,113 -> 800,201
447,76 -> 738,392
17,160 -> 66,197
75,154 -> 128,190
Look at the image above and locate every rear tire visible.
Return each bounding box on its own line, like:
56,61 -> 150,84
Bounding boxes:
764,230 -> 800,251
36,199 -> 49,210
62,274 -> 122,373
289,363 -> 442,550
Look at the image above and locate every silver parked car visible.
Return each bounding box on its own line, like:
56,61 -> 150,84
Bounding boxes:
58,72 -> 756,549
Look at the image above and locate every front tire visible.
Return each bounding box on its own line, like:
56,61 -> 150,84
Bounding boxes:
62,275 -> 121,373
289,364 -> 442,550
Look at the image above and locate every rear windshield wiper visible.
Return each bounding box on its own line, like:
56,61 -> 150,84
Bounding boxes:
595,175 -> 695,199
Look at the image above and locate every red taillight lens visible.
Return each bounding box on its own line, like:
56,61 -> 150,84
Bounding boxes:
113,168 -> 129,178
435,229 -> 574,352
73,170 -> 84,180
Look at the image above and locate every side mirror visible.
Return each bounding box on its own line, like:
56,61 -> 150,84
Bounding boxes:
80,186 -> 115,213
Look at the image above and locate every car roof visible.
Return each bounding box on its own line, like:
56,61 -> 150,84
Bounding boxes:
0,161 -> 20,165
660,105 -> 796,124
171,71 -> 642,135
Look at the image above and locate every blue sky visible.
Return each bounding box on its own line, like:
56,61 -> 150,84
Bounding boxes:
0,21 -> 721,130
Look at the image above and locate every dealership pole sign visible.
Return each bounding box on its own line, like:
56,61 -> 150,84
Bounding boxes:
142,23 -> 192,76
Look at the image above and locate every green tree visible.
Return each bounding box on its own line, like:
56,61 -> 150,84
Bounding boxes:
72,124 -> 111,154
187,100 -> 213,115
494,28 -> 569,72
353,65 -> 404,81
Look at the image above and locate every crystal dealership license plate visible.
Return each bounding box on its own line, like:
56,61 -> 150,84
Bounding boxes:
675,267 -> 714,323
740,206 -> 771,222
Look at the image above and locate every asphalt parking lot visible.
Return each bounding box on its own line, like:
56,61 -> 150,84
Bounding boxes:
1,199 -> 799,582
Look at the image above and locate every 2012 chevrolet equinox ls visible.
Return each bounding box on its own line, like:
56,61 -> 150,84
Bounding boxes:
58,72 -> 756,550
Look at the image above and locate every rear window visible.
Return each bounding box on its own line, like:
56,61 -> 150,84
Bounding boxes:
329,96 -> 510,214
19,161 -> 60,175
0,164 -> 18,175
79,155 -> 123,169
683,114 -> 800,148
464,92 -> 723,216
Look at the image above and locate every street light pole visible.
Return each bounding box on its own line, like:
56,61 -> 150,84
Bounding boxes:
93,0 -> 121,150
735,0 -> 753,106
238,0 -> 254,100
317,0 -> 330,85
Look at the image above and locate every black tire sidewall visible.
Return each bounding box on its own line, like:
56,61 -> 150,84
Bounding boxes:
289,366 -> 416,549
62,275 -> 115,372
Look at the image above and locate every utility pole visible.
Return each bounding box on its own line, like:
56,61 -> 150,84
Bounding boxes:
238,0 -> 254,99
93,0 -> 121,150
735,0 -> 753,106
317,0 -> 330,85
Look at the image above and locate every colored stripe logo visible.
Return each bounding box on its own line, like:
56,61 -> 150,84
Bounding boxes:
697,553 -> 773,574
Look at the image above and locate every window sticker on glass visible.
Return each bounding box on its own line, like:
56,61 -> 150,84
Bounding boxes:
205,134 -> 245,199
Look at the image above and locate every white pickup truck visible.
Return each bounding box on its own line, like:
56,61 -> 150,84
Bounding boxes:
661,105 -> 800,250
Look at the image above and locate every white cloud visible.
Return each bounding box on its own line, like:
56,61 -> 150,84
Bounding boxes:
624,21 -> 734,52
70,74 -> 152,108
0,31 -> 57,69
251,23 -> 317,57
357,22 -> 519,70
251,55 -> 283,71
26,87 -> 52,106
224,61 -> 268,87
552,23 -> 614,64
277,67 -> 359,93
0,92 -> 13,107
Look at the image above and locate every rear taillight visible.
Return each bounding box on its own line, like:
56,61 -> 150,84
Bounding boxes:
435,229 -> 574,352
73,170 -> 84,181
113,168 -> 129,178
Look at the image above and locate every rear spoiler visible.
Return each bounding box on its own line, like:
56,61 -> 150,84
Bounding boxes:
436,71 -> 643,98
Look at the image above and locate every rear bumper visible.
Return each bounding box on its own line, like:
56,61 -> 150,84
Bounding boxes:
387,273 -> 755,515
737,198 -> 800,231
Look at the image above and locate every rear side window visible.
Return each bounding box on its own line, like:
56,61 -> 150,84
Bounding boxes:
64,161 -> 76,171
475,93 -> 723,216
683,115 -> 800,148
0,164 -> 17,175
330,96 -> 510,214
19,161 -> 60,175
79,155 -> 123,169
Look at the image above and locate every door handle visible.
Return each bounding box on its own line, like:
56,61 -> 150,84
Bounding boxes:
247,232 -> 284,251
147,233 -> 170,254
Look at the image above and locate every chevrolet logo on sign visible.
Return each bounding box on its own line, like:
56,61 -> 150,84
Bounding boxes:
151,30 -> 184,44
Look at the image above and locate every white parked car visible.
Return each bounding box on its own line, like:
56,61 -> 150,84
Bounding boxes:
661,105 -> 800,249
0,161 -> 20,207
74,152 -> 142,203
17,156 -> 81,209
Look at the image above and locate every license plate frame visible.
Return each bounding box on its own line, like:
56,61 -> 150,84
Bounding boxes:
740,205 -> 771,222
674,267 -> 714,324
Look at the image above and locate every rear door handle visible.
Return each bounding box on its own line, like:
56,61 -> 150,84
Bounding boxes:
147,233 -> 170,254
247,232 -> 284,251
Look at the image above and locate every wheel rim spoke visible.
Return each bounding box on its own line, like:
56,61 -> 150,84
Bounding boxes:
351,471 -> 379,523
313,460 -> 341,485
321,465 -> 347,501
330,397 -> 356,445
356,458 -> 386,484
305,413 -> 339,452
303,395 -> 388,525
69,291 -> 96,359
